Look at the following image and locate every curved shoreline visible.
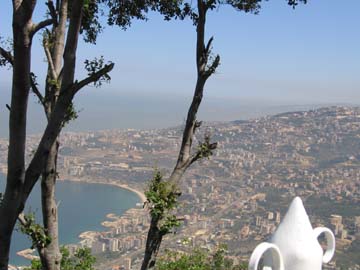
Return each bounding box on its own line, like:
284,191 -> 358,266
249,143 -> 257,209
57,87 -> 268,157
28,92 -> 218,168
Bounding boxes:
15,176 -> 147,264
59,177 -> 146,203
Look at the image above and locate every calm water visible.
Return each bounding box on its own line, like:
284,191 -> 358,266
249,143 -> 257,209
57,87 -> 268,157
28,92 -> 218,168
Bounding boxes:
0,173 -> 140,265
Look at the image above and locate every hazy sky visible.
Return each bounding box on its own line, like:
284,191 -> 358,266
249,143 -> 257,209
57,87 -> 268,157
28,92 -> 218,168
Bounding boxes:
0,1 -> 360,136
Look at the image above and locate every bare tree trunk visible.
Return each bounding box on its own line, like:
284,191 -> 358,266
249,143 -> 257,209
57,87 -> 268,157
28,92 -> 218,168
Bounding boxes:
141,217 -> 164,270
41,141 -> 61,270
0,1 -> 113,268
0,1 -> 86,269
141,1 -> 218,269
0,1 -> 34,268
39,1 -> 68,269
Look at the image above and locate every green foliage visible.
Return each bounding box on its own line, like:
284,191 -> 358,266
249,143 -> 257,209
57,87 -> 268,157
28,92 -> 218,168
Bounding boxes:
24,258 -> 42,270
81,0 -> 103,44
101,0 -> 307,29
25,246 -> 96,270
72,247 -> 96,270
197,133 -> 217,159
101,0 -> 192,29
47,77 -> 61,90
156,246 -> 247,270
62,102 -> 80,127
145,170 -> 181,234
42,29 -> 56,51
64,0 -> 103,44
159,214 -> 181,234
84,56 -> 112,87
18,213 -> 52,250
0,36 -> 13,67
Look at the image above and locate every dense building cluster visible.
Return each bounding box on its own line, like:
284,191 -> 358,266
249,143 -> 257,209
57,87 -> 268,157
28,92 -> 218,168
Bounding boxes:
1,106 -> 360,269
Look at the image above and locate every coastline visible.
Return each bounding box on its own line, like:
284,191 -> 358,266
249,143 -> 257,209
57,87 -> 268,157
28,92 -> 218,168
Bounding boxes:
15,176 -> 147,264
62,177 -> 147,251
59,176 -> 147,203
1,171 -> 146,202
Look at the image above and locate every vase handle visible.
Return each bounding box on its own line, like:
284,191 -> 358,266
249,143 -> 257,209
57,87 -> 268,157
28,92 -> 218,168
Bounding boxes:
248,242 -> 284,270
313,227 -> 336,263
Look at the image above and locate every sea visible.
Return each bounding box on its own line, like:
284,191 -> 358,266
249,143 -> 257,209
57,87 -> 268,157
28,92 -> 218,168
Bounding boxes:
0,173 -> 140,266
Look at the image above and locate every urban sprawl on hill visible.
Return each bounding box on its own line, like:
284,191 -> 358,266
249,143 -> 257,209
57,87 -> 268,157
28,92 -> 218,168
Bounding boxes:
0,106 -> 359,270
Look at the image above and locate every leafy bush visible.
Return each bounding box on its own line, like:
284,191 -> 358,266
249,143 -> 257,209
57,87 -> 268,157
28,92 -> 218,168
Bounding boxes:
156,245 -> 247,270
25,246 -> 96,270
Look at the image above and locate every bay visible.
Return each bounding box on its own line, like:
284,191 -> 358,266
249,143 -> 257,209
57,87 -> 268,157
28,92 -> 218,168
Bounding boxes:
0,173 -> 140,266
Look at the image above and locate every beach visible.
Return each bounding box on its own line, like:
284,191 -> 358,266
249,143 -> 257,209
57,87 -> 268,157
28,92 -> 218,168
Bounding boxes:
59,176 -> 147,203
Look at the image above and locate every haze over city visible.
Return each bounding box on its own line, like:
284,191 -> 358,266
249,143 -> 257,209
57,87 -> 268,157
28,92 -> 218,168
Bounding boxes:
1,0 -> 359,137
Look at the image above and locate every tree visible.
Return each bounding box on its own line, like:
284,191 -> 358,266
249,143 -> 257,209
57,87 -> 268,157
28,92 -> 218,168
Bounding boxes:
1,1 -> 186,269
122,0 -> 306,269
0,1 -> 113,269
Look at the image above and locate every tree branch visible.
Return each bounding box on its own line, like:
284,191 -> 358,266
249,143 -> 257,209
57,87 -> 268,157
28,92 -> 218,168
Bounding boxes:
30,0 -> 58,37
60,0 -> 85,93
204,36 -> 213,57
204,54 -> 220,78
73,63 -> 115,93
17,212 -> 46,258
173,1 -> 209,170
46,0 -> 58,26
23,53 -> 113,203
189,141 -> 217,166
0,47 -> 46,111
29,72 -> 47,111
43,38 -> 58,80
0,47 -> 14,65
196,0 -> 206,74
31,19 -> 56,37
17,213 -> 27,227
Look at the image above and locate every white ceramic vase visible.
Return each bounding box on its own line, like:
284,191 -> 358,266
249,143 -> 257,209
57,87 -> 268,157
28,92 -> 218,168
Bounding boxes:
248,197 -> 335,270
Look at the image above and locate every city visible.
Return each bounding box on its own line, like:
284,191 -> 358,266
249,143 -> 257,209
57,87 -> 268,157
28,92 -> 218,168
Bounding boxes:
1,106 -> 359,269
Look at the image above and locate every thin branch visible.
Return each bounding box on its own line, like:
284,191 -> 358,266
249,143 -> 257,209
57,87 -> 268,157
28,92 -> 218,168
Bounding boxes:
43,38 -> 58,80
194,120 -> 202,132
0,48 -> 46,110
196,0 -> 206,74
17,213 -> 27,227
31,0 -> 59,37
22,65 -> 114,199
17,212 -> 46,257
173,1 -> 208,170
46,0 -> 58,26
204,54 -> 220,78
31,19 -> 56,37
60,0 -> 85,93
189,141 -> 217,166
30,73 -> 46,110
204,36 -> 213,56
0,47 -> 14,65
73,63 -> 115,93
6,104 -> 11,112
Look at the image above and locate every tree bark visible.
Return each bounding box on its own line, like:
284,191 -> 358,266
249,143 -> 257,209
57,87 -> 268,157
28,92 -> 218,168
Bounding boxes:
141,217 -> 164,270
40,2 -> 68,269
41,141 -> 61,270
0,1 -> 35,268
